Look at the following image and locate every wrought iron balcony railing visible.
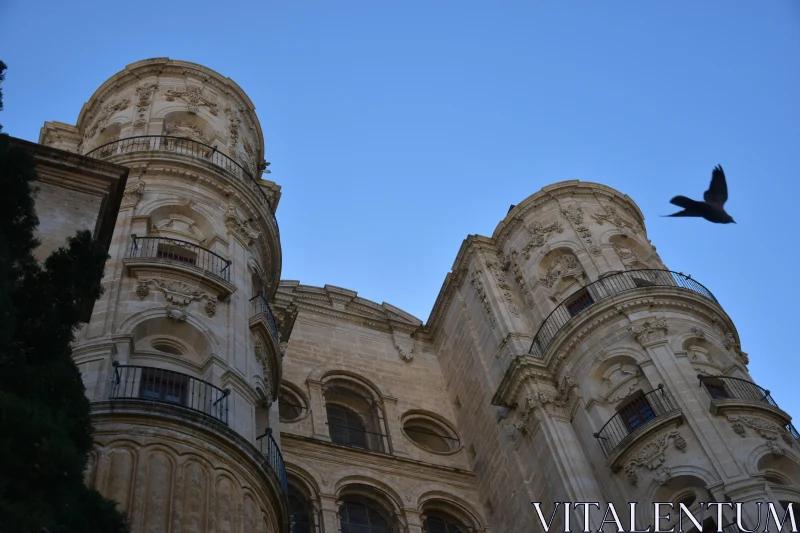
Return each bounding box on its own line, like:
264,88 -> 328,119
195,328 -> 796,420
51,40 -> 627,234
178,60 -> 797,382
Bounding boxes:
257,428 -> 288,493
594,385 -> 680,457
86,135 -> 278,233
250,292 -> 280,346
127,235 -> 231,282
529,269 -> 718,358
698,375 -> 799,441
110,363 -> 230,425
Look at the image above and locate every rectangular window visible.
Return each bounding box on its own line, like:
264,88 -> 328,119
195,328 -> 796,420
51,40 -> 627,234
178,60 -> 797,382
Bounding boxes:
705,382 -> 729,400
566,288 -> 594,317
156,243 -> 197,265
619,395 -> 656,432
138,368 -> 187,406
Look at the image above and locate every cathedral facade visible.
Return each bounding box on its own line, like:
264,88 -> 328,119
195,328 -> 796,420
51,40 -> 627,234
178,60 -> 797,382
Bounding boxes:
35,58 -> 800,533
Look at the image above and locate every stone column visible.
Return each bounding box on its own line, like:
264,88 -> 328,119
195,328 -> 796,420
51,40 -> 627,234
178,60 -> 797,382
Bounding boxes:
404,510 -> 424,533
269,400 -> 282,448
381,395 -> 410,456
308,379 -> 332,441
319,494 -> 341,533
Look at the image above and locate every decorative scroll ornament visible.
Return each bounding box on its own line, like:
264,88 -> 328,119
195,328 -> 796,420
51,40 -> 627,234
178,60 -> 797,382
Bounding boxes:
391,329 -> 415,362
561,204 -> 602,255
723,333 -> 749,365
133,83 -> 158,130
522,220 -> 564,259
485,258 -> 519,315
503,251 -> 534,309
727,415 -> 794,447
513,394 -> 540,436
515,373 -> 580,431
612,243 -> 642,268
84,97 -> 130,139
165,87 -> 219,115
225,105 -> 242,148
591,204 -> 641,236
224,204 -> 260,246
628,317 -> 668,346
165,121 -> 206,142
653,466 -> 673,486
624,429 -> 687,486
121,180 -> 146,208
470,270 -> 496,328
137,277 -> 217,321
540,254 -> 582,289
689,326 -> 706,339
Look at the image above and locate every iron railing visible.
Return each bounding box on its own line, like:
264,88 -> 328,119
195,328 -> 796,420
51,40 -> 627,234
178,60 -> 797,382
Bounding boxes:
257,428 -> 288,493
127,234 -> 231,282
698,375 -> 799,442
85,135 -> 278,233
250,292 -> 280,346
110,362 -> 230,425
594,385 -> 679,457
529,270 -> 717,358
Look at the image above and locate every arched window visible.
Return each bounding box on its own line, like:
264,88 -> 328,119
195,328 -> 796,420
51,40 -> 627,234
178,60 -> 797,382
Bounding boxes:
288,489 -> 313,533
339,499 -> 393,533
323,380 -> 385,452
423,511 -> 471,533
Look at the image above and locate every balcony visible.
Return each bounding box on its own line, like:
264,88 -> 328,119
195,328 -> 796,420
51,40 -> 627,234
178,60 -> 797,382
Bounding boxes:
86,135 -> 278,233
594,385 -> 682,462
109,363 -> 230,425
250,292 -> 280,347
698,375 -> 798,438
257,428 -> 288,493
529,269 -> 718,358
124,235 -> 236,298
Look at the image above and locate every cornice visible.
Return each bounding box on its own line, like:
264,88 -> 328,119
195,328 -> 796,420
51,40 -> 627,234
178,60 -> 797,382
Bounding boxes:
275,282 -> 423,335
281,433 -> 477,484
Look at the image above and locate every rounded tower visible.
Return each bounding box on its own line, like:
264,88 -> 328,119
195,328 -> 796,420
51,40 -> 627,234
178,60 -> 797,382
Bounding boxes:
432,181 -> 798,532
44,58 -> 289,531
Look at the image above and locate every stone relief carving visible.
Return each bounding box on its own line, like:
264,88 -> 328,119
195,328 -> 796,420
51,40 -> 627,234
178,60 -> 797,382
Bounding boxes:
612,242 -> 642,268
503,251 -> 535,309
515,373 -> 580,429
166,121 -> 206,142
137,277 -> 217,321
726,415 -> 794,447
628,318 -> 668,346
624,429 -> 687,486
653,466 -> 673,486
591,204 -> 641,236
513,394 -> 540,436
486,258 -> 520,315
224,105 -> 242,148
133,83 -> 158,130
391,329 -> 415,362
522,220 -> 564,259
601,364 -> 641,403
254,341 -> 273,402
121,180 -> 146,208
539,254 -> 583,298
561,204 -> 602,256
723,333 -> 750,365
224,204 -> 260,246
690,327 -> 706,339
84,97 -> 130,138
469,270 -> 496,329
766,440 -> 786,456
165,87 -> 219,115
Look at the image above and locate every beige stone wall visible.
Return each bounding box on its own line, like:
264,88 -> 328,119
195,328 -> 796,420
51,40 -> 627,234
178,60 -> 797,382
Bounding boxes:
275,283 -> 490,532
32,180 -> 101,261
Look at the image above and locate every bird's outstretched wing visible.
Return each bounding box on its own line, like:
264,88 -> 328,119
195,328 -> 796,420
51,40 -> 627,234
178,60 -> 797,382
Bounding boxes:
703,165 -> 728,207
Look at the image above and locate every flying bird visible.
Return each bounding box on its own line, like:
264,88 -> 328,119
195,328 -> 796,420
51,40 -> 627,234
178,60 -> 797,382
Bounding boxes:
664,165 -> 736,224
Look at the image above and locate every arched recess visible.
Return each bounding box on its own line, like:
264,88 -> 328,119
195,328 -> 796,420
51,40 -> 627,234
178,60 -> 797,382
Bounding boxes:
757,453 -> 800,509
607,234 -> 658,270
130,315 -> 214,370
279,381 -> 309,423
536,247 -> 587,303
587,351 -> 653,412
336,482 -> 405,533
400,410 -> 462,455
145,203 -> 217,246
92,123 -> 123,156
322,374 -> 388,453
162,110 -> 217,145
418,493 -> 485,532
650,474 -> 726,532
678,334 -> 732,378
287,471 -> 320,533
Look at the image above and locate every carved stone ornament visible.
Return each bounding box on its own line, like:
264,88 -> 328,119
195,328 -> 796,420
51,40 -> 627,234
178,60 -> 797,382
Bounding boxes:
516,373 -> 581,427
486,258 -> 520,315
278,342 -> 288,357
624,429 -> 687,486
165,121 -> 206,142
513,395 -> 540,436
766,440 -> 786,456
121,180 -> 146,208
133,83 -> 158,129
628,318 -> 668,346
470,270 -> 496,329
254,341 -> 272,393
522,220 -> 564,259
137,277 -> 217,322
165,87 -> 219,115
591,204 -> 641,236
391,329 -> 415,362
561,204 -> 600,255
135,283 -> 149,299
726,415 -> 793,447
653,466 -> 673,486
224,204 -> 260,246
225,105 -> 242,148
612,243 -> 641,268
204,299 -> 217,317
540,254 -> 582,289
84,97 -> 130,138
723,333 -> 749,365
690,326 -> 706,339
503,251 -> 535,309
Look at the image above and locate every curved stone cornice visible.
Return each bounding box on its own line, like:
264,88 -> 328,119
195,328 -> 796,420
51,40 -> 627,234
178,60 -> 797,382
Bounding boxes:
491,180 -> 646,246
76,58 -> 265,161
276,282 -> 423,335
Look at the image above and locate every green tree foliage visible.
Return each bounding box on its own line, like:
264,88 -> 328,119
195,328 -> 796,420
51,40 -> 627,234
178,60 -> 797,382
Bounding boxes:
0,61 -> 129,532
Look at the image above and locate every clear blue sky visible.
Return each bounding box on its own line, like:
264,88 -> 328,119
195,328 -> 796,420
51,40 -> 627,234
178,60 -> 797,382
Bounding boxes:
1,2 -> 799,415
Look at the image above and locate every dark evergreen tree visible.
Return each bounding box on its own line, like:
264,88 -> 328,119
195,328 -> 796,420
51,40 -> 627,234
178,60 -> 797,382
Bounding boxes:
0,61 -> 129,532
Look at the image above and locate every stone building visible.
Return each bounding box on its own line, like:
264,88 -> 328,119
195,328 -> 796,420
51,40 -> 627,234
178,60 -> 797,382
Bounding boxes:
34,57 -> 800,532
